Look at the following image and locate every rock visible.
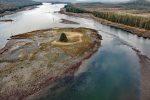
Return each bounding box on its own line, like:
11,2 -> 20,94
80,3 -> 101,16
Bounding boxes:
59,33 -> 68,42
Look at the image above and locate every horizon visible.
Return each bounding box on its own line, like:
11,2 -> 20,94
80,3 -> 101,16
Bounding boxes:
33,0 -> 150,3
33,0 -> 133,3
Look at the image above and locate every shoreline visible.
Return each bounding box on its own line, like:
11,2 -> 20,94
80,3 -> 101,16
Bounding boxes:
130,48 -> 150,100
136,52 -> 150,100
0,3 -> 41,17
0,19 -> 14,22
60,8 -> 150,39
60,19 -> 79,24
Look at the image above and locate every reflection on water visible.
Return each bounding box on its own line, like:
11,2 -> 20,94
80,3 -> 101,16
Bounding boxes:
0,3 -> 149,100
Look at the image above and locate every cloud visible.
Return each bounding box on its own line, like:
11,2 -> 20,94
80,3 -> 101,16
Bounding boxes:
34,0 -> 71,2
76,0 -> 131,2
34,0 -> 132,2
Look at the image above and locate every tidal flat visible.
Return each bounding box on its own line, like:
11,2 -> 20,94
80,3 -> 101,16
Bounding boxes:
0,27 -> 101,99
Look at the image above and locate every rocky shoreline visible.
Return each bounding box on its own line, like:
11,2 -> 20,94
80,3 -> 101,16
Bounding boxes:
0,27 -> 101,99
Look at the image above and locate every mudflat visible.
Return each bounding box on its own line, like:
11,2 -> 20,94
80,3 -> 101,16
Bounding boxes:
0,27 -> 101,99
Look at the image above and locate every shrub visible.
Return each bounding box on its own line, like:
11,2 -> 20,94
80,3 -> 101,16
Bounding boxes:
59,33 -> 68,42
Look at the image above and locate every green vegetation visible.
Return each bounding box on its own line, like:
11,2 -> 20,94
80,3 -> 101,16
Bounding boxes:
92,11 -> 150,30
65,5 -> 150,30
59,33 -> 68,42
65,5 -> 89,13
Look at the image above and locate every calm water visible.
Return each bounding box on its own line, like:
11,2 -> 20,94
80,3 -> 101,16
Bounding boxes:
0,3 -> 149,100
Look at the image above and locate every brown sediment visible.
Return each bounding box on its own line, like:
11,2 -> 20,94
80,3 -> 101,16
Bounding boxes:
0,27 -> 101,99
0,19 -> 13,22
60,19 -> 79,24
140,55 -> 150,100
134,51 -> 150,100
60,8 -> 150,39
127,46 -> 150,100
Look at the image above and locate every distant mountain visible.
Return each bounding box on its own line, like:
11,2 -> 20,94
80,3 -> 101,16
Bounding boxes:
72,0 -> 150,12
78,0 -> 150,10
120,0 -> 150,10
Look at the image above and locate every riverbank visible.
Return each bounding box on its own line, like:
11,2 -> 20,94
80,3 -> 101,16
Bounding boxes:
131,48 -> 150,100
0,27 -> 101,99
60,19 -> 79,24
0,19 -> 13,22
137,53 -> 150,100
0,3 -> 41,17
60,8 -> 150,39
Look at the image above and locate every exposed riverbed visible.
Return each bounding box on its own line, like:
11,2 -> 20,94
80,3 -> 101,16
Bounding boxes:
0,3 -> 150,100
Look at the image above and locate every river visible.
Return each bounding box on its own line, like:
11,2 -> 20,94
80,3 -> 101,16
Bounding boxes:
0,3 -> 150,100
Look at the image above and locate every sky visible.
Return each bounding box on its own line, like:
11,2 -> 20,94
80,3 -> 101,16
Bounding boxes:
34,0 -> 150,3
76,0 -> 131,2
34,0 -> 134,3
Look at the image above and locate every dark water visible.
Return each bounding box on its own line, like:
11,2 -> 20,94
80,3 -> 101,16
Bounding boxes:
0,3 -> 149,100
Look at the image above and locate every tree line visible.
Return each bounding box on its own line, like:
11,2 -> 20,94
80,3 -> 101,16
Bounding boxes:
65,5 -> 89,13
65,5 -> 150,30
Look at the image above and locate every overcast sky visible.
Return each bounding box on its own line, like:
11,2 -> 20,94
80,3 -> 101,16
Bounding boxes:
76,0 -> 132,2
34,0 -> 134,3
34,0 -> 150,3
